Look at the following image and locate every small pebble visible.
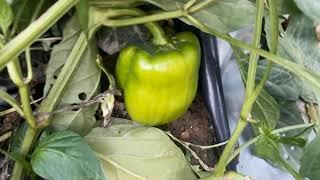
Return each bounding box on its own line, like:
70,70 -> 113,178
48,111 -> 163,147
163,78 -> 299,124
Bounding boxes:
181,131 -> 190,139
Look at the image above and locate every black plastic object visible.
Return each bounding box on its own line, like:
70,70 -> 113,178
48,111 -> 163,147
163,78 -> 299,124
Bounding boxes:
198,32 -> 237,171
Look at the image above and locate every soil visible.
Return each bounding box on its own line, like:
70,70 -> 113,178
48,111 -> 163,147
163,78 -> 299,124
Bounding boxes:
168,95 -> 217,168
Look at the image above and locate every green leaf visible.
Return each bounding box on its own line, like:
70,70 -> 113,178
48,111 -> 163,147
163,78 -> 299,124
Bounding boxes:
251,89 -> 280,129
276,0 -> 299,15
76,0 -> 89,34
11,0 -> 55,32
0,0 -> 13,36
265,13 -> 320,102
294,0 -> 320,23
31,131 -> 105,180
43,16 -> 101,136
256,102 -> 309,172
85,119 -> 197,180
254,128 -> 302,179
143,0 -> 256,33
254,60 -> 301,101
254,133 -> 283,168
277,101 -> 305,134
300,134 -> 320,179
10,122 -> 28,153
235,52 -> 280,128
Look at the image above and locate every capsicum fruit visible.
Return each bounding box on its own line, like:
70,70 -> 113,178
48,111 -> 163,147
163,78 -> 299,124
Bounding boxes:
116,21 -> 200,125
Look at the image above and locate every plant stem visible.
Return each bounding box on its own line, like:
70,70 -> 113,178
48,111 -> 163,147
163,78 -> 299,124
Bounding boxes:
0,131 -> 12,143
11,128 -> 38,180
6,59 -> 38,180
11,0 -> 28,35
0,0 -> 79,70
214,0 -> 265,176
145,23 -> 168,45
0,89 -> 24,117
30,0 -> 46,22
214,119 -> 248,176
227,123 -> 316,164
24,48 -> 33,84
250,0 -> 278,104
89,0 -> 140,8
6,59 -> 37,128
244,0 -> 264,99
188,0 -> 216,13
5,59 -> 37,180
103,10 -> 185,27
106,8 -> 169,45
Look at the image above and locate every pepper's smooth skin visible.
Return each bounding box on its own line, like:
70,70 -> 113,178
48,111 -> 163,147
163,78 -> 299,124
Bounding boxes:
116,32 -> 201,125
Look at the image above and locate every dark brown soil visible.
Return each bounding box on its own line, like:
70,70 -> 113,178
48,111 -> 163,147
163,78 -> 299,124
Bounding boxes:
168,95 -> 217,168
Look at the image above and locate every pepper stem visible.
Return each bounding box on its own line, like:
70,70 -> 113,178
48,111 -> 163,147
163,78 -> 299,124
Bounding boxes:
105,8 -> 169,45
144,23 -> 168,45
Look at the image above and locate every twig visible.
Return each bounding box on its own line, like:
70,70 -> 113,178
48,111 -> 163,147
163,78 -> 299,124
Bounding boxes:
0,89 -> 24,117
0,131 -> 12,143
0,97 -> 43,117
35,89 -> 120,120
166,131 -> 220,171
166,131 -> 228,149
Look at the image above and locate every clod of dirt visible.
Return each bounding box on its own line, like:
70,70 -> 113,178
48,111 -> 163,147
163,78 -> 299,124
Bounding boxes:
0,112 -> 21,135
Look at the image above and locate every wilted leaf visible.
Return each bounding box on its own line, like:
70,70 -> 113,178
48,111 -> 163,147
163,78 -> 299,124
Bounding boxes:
0,0 -> 13,36
143,0 -> 256,33
300,134 -> 320,179
31,131 -> 105,180
85,119 -> 197,180
43,16 -> 101,136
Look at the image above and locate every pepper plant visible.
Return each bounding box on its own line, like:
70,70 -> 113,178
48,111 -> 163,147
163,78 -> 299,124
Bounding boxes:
0,0 -> 319,179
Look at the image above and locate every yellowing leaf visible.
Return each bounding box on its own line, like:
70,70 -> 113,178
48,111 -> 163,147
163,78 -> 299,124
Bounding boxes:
85,119 -> 197,180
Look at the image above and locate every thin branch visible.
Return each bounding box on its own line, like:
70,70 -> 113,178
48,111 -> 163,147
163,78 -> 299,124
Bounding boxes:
227,123 -> 316,164
166,131 -> 228,149
24,47 -> 33,84
0,0 -> 79,70
0,97 -> 43,117
0,89 -> 24,117
165,131 -> 214,171
0,131 -> 12,143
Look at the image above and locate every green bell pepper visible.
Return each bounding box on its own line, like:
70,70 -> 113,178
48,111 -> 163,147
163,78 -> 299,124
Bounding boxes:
116,21 -> 200,125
